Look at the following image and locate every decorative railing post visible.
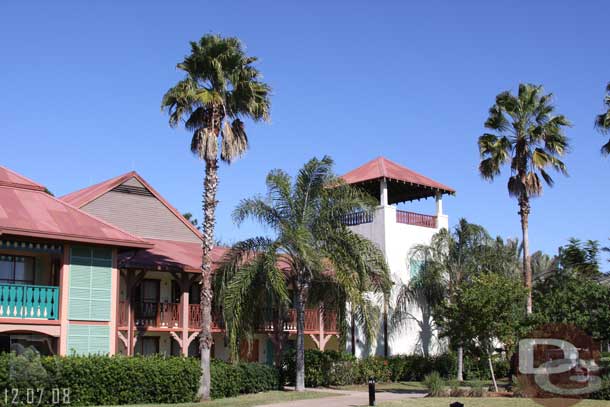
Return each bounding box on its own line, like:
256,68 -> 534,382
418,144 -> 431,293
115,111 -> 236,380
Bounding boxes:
0,284 -> 59,320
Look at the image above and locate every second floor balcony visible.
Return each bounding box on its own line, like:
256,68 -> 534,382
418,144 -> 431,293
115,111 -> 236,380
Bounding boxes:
342,208 -> 439,228
0,283 -> 60,320
118,301 -> 338,334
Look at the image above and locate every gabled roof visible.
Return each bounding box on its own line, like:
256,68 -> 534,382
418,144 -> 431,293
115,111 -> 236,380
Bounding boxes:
61,171 -> 203,240
340,157 -> 455,204
0,167 -> 152,248
0,166 -> 46,192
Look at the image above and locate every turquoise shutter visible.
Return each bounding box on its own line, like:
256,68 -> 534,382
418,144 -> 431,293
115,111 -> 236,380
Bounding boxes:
69,246 -> 113,321
67,324 -> 109,355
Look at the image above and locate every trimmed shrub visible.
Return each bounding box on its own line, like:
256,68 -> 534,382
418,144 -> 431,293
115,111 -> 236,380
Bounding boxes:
282,349 -> 511,387
0,352 -> 279,406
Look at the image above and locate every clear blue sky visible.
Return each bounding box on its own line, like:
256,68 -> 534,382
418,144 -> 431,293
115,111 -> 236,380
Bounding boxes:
1,1 -> 608,264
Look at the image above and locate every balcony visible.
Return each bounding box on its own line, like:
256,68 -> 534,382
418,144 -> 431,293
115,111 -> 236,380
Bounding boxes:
118,302 -> 338,334
342,209 -> 438,228
0,284 -> 60,320
395,210 -> 436,228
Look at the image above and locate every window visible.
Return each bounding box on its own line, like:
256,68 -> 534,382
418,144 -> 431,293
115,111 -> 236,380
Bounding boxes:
0,255 -> 35,284
409,258 -> 423,280
135,337 -> 159,356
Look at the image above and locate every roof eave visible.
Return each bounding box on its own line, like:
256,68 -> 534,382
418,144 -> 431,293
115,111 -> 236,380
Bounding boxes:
0,227 -> 153,249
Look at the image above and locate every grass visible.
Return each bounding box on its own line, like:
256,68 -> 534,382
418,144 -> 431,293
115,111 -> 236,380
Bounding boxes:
333,381 -> 427,393
380,398 -> 609,407
99,390 -> 339,407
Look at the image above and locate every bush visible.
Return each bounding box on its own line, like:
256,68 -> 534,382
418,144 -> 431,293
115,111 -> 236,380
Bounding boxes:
423,372 -> 445,397
0,352 -> 279,406
210,359 -> 280,398
590,375 -> 610,400
281,349 -> 511,388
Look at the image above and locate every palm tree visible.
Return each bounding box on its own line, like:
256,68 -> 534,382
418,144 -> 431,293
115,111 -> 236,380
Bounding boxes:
161,34 -> 271,400
594,83 -> 610,155
478,83 -> 570,314
220,156 -> 390,391
393,219 -> 490,381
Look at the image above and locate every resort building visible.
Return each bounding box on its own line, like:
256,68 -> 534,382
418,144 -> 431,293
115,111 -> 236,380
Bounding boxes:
0,157 -> 453,362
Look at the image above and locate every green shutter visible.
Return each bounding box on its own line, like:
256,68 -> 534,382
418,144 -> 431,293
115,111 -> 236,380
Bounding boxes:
67,324 -> 110,355
69,246 -> 113,321
409,259 -> 423,280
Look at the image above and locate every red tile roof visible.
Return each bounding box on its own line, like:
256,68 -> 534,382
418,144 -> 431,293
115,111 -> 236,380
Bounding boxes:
119,238 -> 227,273
341,157 -> 455,194
60,171 -> 203,240
0,171 -> 152,248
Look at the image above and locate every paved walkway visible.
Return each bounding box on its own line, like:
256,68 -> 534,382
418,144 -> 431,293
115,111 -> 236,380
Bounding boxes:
257,387 -> 427,407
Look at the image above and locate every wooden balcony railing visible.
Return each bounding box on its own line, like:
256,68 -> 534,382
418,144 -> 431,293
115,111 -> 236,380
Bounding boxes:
119,301 -> 338,334
0,284 -> 59,320
396,210 -> 436,228
341,211 -> 373,226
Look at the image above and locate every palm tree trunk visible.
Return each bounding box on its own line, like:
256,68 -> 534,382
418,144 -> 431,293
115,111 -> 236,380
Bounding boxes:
294,286 -> 307,391
198,159 -> 219,401
519,196 -> 533,314
457,346 -> 464,382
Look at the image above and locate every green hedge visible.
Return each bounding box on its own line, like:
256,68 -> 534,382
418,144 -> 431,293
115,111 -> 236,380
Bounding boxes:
282,349 -> 510,387
0,351 -> 279,406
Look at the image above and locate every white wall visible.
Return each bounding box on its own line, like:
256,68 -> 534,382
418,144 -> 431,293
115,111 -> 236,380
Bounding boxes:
349,203 -> 448,357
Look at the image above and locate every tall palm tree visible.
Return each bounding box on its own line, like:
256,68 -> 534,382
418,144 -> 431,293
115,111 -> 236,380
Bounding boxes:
595,83 -> 610,155
161,34 -> 271,400
221,156 -> 390,391
392,219 -> 490,381
478,83 -> 570,314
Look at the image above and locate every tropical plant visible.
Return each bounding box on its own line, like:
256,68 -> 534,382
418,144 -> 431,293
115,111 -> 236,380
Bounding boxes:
182,212 -> 202,231
392,219 -> 491,381
161,34 -> 271,400
557,238 -> 602,278
217,156 -> 390,391
595,83 -> 610,155
478,83 -> 571,314
436,273 -> 528,392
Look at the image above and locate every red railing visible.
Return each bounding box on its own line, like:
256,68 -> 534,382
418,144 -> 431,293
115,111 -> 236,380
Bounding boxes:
118,301 -> 180,328
119,302 -> 338,334
396,210 -> 436,228
342,211 -> 373,226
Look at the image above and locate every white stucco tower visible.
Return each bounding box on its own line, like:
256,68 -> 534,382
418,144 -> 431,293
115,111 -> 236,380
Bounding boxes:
340,157 -> 455,357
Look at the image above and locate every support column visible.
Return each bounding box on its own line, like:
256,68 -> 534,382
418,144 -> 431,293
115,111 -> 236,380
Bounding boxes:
109,248 -> 118,355
180,275 -> 190,356
58,244 -> 70,356
380,178 -> 389,206
435,192 -> 443,216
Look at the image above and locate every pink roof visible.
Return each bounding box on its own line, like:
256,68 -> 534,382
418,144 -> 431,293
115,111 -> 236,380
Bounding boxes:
0,166 -> 46,192
341,157 -> 455,193
0,166 -> 151,248
61,171 -> 203,240
119,238 -> 227,273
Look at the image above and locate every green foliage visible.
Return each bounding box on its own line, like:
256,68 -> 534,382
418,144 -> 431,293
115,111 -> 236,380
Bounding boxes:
590,375 -> 610,400
532,270 -> 610,341
281,350 -> 510,387
210,360 -> 280,399
478,83 -> 570,198
423,372 -> 446,397
594,82 -> 610,156
436,273 -> 528,356
0,353 -> 279,406
557,238 -> 602,277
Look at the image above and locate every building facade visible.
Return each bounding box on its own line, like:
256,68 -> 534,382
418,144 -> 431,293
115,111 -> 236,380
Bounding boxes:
0,166 -> 339,363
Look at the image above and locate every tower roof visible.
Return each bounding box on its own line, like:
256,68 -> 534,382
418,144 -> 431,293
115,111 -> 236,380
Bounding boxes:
340,157 -> 455,204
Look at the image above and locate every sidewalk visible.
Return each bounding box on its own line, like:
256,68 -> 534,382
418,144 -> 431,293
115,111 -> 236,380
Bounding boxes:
256,387 -> 427,407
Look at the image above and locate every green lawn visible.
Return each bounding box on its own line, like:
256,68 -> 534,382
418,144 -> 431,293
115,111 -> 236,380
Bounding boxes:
381,398 -> 609,407
99,390 -> 339,407
333,381 -> 427,393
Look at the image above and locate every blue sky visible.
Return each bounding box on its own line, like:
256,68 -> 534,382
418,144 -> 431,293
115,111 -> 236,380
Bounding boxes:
1,1 -> 608,264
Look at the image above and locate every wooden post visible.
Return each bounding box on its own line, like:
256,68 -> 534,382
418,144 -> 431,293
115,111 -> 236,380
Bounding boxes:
181,274 -> 190,356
